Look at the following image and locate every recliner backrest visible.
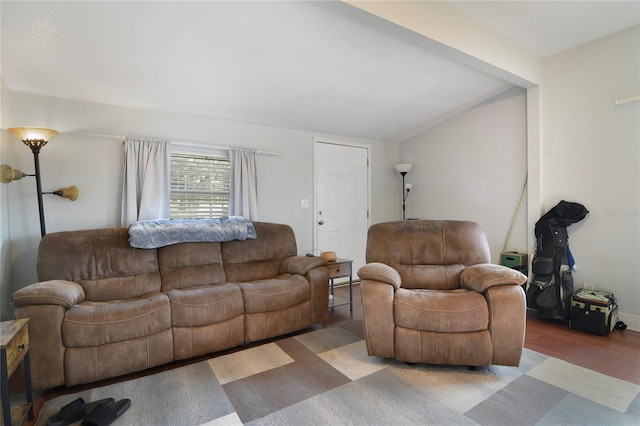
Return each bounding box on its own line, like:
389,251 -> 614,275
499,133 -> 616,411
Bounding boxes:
365,220 -> 491,290
222,222 -> 298,282
37,228 -> 161,301
158,241 -> 226,291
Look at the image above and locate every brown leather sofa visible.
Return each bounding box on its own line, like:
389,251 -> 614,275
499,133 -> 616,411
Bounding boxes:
357,220 -> 527,367
10,222 -> 329,390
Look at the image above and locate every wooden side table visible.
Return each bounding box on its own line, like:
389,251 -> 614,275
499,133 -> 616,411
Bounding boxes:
326,258 -> 353,311
1,319 -> 33,426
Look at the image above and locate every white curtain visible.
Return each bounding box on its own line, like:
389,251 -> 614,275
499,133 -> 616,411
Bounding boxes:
120,137 -> 171,227
229,148 -> 258,220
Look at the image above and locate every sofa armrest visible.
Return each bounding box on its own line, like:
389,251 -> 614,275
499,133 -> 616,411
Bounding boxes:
306,266 -> 330,324
10,280 -> 85,308
486,285 -> 526,366
460,263 -> 527,293
357,262 -> 401,289
280,255 -> 328,275
361,280 -> 396,358
14,305 -> 67,390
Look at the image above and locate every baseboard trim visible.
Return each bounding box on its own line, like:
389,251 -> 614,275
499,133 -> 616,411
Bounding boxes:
618,312 -> 640,332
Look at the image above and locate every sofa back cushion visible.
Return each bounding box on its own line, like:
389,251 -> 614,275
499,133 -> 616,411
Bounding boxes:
158,242 -> 226,291
37,228 -> 161,301
365,220 -> 491,290
222,222 -> 297,282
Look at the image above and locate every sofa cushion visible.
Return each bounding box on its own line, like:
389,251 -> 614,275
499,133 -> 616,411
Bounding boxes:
239,275 -> 309,313
62,292 -> 171,347
38,228 -> 161,301
158,242 -> 226,291
167,283 -> 244,327
223,222 -> 297,282
394,288 -> 488,333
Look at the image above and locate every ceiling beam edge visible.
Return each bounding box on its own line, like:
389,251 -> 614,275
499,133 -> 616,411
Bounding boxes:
313,0 -> 541,89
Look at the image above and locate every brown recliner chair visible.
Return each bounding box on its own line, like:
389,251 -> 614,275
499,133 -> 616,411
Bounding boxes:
357,220 -> 527,367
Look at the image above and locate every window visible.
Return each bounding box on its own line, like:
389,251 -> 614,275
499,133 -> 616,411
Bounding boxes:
170,153 -> 230,218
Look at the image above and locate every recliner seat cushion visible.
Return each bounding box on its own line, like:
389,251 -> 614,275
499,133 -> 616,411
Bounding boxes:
167,283 -> 244,327
394,288 -> 488,333
62,292 -> 171,347
239,275 -> 309,313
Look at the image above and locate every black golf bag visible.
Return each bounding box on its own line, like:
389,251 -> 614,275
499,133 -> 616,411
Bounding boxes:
527,200 -> 589,320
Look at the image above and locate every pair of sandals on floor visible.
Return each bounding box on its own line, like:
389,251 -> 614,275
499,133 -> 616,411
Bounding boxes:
46,397 -> 130,426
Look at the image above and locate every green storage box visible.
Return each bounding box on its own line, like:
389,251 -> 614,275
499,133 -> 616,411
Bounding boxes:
500,252 -> 528,270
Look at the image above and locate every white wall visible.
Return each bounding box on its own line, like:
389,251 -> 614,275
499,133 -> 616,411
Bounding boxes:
1,90 -> 398,320
399,87 -> 528,263
339,0 -> 541,87
399,26 -> 640,327
541,26 -> 640,325
1,82 -> 12,320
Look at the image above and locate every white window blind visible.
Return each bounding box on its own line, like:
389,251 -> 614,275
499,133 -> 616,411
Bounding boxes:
170,153 -> 230,219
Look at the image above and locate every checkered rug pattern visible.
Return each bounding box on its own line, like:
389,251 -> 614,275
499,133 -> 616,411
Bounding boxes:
37,321 -> 640,425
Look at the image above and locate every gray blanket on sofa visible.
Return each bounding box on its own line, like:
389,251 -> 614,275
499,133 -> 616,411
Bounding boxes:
129,217 -> 257,248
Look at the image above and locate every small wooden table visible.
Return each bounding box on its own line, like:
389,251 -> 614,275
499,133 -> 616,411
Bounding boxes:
1,319 -> 34,426
326,258 -> 353,311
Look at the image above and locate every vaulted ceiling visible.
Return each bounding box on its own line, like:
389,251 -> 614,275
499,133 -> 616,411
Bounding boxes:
2,1 -> 638,143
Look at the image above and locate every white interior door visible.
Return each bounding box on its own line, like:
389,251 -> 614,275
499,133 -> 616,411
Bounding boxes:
315,141 -> 369,276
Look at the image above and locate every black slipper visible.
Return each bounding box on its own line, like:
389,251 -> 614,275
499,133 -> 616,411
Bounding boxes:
46,397 -> 115,426
81,399 -> 131,426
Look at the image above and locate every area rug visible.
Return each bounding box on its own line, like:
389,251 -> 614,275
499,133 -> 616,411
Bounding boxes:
36,321 -> 640,425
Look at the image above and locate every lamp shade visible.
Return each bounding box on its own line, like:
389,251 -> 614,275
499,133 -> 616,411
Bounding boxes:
405,183 -> 413,190
0,164 -> 25,183
54,186 -> 79,201
395,163 -> 412,173
8,127 -> 59,150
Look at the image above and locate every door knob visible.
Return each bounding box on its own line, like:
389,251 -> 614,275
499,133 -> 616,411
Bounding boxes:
318,220 -> 325,225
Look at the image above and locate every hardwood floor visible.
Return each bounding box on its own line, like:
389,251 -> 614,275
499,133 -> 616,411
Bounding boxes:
525,308 -> 640,385
19,282 -> 640,425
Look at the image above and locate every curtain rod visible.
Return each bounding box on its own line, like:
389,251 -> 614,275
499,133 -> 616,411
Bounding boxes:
80,132 -> 282,156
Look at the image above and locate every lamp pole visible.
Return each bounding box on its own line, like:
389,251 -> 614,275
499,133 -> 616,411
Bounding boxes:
400,171 -> 407,220
31,147 -> 47,237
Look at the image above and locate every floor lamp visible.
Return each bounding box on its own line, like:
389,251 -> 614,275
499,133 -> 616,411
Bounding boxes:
395,163 -> 412,220
2,127 -> 78,237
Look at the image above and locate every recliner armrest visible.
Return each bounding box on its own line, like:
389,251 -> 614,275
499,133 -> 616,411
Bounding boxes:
460,263 -> 527,293
280,255 -> 328,275
10,280 -> 85,308
357,262 -> 401,289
